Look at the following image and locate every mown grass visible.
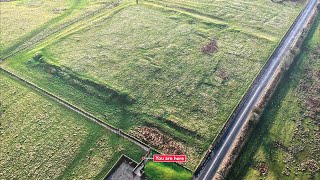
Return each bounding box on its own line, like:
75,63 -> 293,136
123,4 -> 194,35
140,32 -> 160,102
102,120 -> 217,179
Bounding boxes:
0,71 -> 145,179
144,162 -> 192,180
2,0 -> 305,169
227,15 -> 320,180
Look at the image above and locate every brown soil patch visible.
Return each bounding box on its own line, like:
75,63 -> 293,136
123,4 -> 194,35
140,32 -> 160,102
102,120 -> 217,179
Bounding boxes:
307,159 -> 319,173
300,159 -> 319,173
201,39 -> 218,55
259,163 -> 268,175
131,126 -> 185,155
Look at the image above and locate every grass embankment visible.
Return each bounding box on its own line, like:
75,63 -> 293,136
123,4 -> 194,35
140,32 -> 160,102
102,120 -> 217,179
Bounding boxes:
2,0 -> 304,169
228,15 -> 320,180
0,71 -> 145,179
144,162 -> 192,180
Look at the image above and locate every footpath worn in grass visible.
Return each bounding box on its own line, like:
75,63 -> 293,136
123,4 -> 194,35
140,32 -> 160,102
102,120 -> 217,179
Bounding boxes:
144,162 -> 192,180
2,0 -> 304,169
228,16 -> 320,180
0,71 -> 145,179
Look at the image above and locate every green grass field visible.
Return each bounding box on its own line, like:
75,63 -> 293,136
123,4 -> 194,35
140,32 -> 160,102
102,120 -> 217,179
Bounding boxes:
1,0 -> 305,169
0,0 -> 123,57
0,71 -> 145,179
145,0 -> 301,40
228,16 -> 320,180
144,162 -> 192,180
0,0 -> 74,54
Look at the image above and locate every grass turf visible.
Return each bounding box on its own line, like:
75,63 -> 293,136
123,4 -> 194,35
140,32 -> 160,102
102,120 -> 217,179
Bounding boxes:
0,71 -> 145,179
144,0 -> 303,39
144,162 -> 192,180
227,15 -> 320,180
0,0 -> 72,53
1,0 -> 305,169
0,0 -> 123,57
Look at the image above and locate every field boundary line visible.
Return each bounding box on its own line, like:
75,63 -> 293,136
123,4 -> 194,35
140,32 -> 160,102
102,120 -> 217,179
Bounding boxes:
0,1 -> 195,172
0,0 -> 83,59
0,0 -> 131,62
0,66 -> 195,173
193,0 -> 311,176
142,1 -> 227,25
142,1 -> 277,42
26,2 -> 133,55
0,67 -> 150,152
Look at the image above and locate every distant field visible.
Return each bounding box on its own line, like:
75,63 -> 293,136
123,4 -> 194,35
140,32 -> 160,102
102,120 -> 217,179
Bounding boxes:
0,0 -> 71,53
0,71 -> 145,179
2,0 -> 304,169
0,0 -> 122,56
228,16 -> 320,180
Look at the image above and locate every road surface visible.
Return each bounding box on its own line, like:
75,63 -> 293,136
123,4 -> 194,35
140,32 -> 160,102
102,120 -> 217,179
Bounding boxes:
195,0 -> 318,179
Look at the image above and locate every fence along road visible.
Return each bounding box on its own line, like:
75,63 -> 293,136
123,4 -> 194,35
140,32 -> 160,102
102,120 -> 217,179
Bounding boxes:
195,0 -> 319,179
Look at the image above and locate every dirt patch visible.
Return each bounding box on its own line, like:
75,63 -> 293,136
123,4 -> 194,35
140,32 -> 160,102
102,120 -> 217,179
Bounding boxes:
259,163 -> 268,175
217,68 -> 230,83
201,39 -> 218,55
299,159 -> 319,173
307,160 -> 319,173
131,126 -> 185,155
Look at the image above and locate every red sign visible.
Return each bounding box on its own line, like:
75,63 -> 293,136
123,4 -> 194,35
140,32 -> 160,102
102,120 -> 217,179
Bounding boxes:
153,154 -> 187,163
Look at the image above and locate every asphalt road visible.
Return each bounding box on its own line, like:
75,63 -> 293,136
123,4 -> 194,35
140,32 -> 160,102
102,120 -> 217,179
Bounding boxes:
196,0 -> 318,179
